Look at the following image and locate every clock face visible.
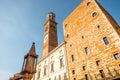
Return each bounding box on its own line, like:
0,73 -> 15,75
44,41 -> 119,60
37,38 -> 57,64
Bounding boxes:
44,34 -> 48,43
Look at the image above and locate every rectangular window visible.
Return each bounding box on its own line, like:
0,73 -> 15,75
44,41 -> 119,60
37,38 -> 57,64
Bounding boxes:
44,67 -> 46,75
66,34 -> 69,38
85,47 -> 89,55
64,73 -> 67,79
71,55 -> 74,61
96,60 -> 101,66
72,70 -> 75,74
37,70 -> 40,79
59,75 -> 61,80
54,76 -> 56,80
74,78 -> 76,80
85,74 -> 89,80
60,58 -> 63,67
113,53 -> 120,60
103,37 -> 109,45
51,63 -> 54,72
99,70 -> 105,78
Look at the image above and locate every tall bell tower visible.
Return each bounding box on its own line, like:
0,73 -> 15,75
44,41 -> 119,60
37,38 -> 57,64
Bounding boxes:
42,12 -> 58,58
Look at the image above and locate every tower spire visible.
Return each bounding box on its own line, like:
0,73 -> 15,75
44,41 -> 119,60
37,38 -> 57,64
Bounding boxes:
27,42 -> 37,57
21,42 -> 38,80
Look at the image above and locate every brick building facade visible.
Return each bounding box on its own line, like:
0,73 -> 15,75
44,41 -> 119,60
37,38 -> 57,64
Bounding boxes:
63,0 -> 120,80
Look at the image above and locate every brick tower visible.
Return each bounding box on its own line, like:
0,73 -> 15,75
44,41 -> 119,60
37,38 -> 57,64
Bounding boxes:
63,0 -> 120,80
42,12 -> 58,58
21,42 -> 38,80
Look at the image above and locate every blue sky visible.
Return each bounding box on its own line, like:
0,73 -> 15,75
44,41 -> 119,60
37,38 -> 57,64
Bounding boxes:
0,0 -> 120,80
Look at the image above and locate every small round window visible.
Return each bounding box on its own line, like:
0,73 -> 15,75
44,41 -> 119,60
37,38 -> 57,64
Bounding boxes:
82,36 -> 84,39
97,25 -> 101,29
66,34 -> 69,38
87,2 -> 91,6
65,24 -> 67,27
92,12 -> 97,17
